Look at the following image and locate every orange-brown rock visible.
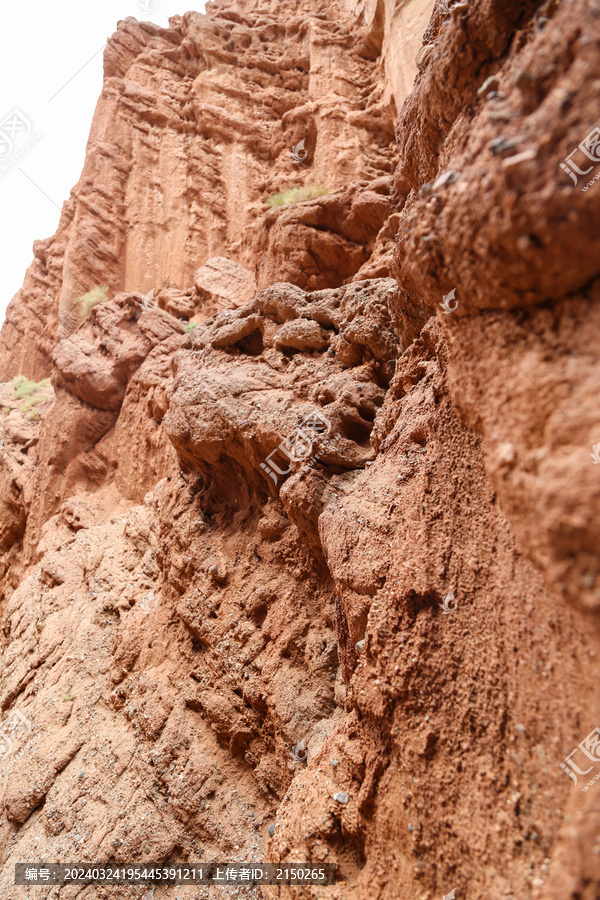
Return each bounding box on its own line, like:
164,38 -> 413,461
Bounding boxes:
0,0 -> 428,380
0,0 -> 598,899
194,256 -> 257,318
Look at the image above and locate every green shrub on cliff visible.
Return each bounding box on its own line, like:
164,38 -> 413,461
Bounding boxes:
75,284 -> 109,316
266,184 -> 328,208
10,376 -> 52,418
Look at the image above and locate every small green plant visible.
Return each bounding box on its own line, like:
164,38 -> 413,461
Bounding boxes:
20,395 -> 45,413
10,376 -> 52,418
10,375 -> 48,400
265,184 -> 328,208
1,407 -> 9,415
185,322 -> 198,333
61,686 -> 75,702
74,284 -> 109,316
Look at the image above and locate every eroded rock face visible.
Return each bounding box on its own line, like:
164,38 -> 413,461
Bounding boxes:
393,1 -> 600,621
253,179 -> 396,291
0,0 -> 598,899
164,278 -> 401,503
194,256 -> 257,318
0,0 -> 425,380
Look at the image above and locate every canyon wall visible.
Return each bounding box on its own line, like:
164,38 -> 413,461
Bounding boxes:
0,1 -> 599,899
0,0 -> 430,380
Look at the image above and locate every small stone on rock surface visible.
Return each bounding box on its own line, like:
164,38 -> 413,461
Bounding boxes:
415,44 -> 434,71
333,791 -> 349,804
268,824 -> 275,836
432,170 -> 460,190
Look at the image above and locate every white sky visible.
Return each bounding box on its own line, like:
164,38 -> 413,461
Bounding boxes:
0,0 -> 206,326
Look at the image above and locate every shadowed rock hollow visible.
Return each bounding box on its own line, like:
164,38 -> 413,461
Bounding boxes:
0,1 -> 599,899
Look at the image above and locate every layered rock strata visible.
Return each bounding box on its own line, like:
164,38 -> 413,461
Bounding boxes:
0,1 -> 598,899
0,0 -> 430,379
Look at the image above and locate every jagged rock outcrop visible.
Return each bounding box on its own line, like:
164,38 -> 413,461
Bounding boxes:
0,0 -> 599,899
0,0 -> 430,380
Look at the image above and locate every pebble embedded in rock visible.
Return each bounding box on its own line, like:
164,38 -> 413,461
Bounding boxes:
501,147 -> 536,169
333,791 -> 349,804
415,44 -> 434,71
356,639 -> 365,652
268,824 -> 275,836
208,563 -> 227,584
489,137 -> 519,157
432,170 -> 460,190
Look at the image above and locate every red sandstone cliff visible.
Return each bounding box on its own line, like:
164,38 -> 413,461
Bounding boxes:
0,1 -> 599,899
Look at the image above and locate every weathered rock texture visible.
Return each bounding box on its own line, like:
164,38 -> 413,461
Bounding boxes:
0,0 -> 599,899
0,0 -> 430,380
